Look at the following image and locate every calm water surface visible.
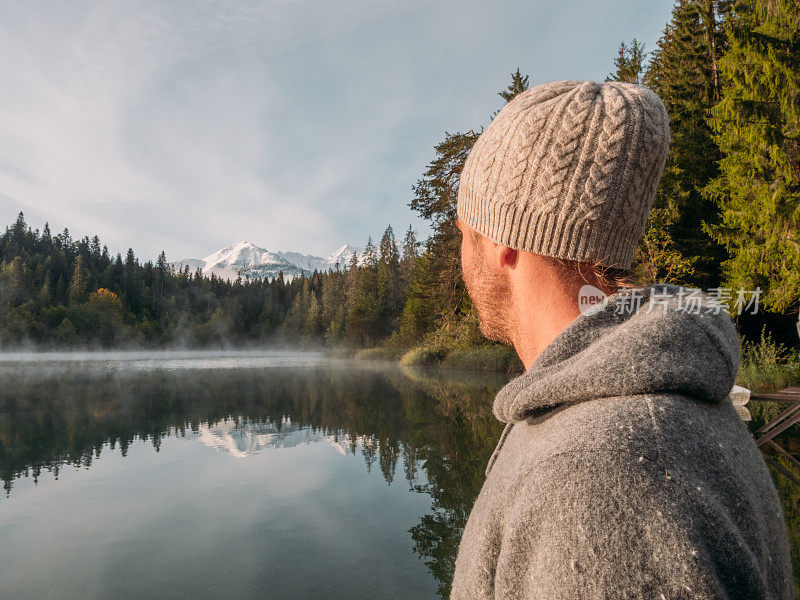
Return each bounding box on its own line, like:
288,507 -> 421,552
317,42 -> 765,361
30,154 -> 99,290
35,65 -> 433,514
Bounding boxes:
1,351 -> 798,598
0,351 -> 506,599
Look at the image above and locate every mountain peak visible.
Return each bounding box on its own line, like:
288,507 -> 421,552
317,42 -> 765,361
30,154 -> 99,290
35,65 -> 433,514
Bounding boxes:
327,243 -> 359,262
172,242 -> 364,282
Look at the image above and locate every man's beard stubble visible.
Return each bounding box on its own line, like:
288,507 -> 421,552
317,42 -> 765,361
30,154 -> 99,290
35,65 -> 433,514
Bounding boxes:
462,242 -> 515,347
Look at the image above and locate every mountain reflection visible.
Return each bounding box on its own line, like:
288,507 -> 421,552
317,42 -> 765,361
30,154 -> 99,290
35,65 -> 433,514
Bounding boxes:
191,417 -> 337,457
0,360 -> 507,598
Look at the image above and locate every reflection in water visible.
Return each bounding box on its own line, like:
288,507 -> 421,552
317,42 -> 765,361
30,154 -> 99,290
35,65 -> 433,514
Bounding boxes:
192,417 -> 339,458
0,356 -> 506,599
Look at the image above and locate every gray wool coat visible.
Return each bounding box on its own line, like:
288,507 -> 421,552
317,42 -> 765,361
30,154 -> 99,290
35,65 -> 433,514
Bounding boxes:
451,285 -> 793,600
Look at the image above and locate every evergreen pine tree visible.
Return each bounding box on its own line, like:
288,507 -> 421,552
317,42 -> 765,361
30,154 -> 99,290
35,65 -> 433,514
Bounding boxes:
90,235 -> 102,259
37,273 -> 52,305
2,256 -> 32,305
58,228 -> 72,249
378,226 -> 400,268
378,226 -> 401,331
498,68 -> 530,103
69,255 -> 88,305
154,250 -> 169,309
704,0 -> 800,311
40,222 -> 52,254
321,270 -> 347,343
55,274 -> 66,305
363,236 -> 378,268
123,248 -> 138,310
11,212 -> 27,246
646,0 -> 732,286
400,225 -> 418,295
304,290 -> 322,337
402,226 -> 418,262
607,39 -> 648,84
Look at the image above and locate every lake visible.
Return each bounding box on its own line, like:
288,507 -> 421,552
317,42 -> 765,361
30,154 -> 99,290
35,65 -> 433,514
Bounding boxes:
0,351 -> 507,599
0,351 -> 797,598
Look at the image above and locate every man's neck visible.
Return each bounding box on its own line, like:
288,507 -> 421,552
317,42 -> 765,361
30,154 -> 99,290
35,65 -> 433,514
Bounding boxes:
509,284 -> 582,371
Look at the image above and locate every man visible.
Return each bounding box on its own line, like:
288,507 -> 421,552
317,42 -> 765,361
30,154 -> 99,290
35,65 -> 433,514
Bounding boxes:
451,80 -> 792,599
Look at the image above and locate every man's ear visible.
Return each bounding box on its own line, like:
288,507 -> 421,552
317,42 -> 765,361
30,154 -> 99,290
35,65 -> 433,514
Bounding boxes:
493,244 -> 517,269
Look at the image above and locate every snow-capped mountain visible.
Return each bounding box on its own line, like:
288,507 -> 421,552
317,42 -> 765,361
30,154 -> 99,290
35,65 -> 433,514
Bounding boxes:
172,242 -> 364,282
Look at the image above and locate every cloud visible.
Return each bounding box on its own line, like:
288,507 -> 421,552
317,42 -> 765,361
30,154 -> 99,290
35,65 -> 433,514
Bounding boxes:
0,0 -> 671,261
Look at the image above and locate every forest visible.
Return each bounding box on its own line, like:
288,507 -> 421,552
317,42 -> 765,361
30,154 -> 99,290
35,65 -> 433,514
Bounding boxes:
1,0 -> 798,371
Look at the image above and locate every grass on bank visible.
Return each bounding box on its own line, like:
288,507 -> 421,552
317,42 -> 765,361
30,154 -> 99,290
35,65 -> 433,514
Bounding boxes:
388,314 -> 525,375
737,328 -> 800,393
340,310 -> 524,375
398,341 -> 523,375
351,337 -> 523,375
353,346 -> 406,361
396,313 -> 523,375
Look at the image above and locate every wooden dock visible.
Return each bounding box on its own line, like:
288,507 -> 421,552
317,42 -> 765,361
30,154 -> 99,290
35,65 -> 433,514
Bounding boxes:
752,386 -> 800,404
752,386 -> 800,486
754,387 -> 800,444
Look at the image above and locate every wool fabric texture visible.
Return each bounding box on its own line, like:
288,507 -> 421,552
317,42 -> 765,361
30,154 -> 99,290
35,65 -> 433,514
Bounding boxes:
450,285 -> 793,600
457,80 -> 670,269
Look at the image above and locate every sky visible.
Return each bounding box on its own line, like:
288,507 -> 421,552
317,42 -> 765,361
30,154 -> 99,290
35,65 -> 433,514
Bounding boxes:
0,0 -> 673,262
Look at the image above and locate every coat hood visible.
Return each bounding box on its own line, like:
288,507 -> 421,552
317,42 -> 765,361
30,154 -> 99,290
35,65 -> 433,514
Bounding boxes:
494,284 -> 741,423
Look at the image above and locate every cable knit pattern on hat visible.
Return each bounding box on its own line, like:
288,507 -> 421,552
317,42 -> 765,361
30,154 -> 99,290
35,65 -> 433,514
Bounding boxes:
457,80 -> 670,269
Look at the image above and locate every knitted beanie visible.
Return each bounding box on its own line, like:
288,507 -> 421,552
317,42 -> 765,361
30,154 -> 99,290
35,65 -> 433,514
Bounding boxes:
457,80 -> 670,270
